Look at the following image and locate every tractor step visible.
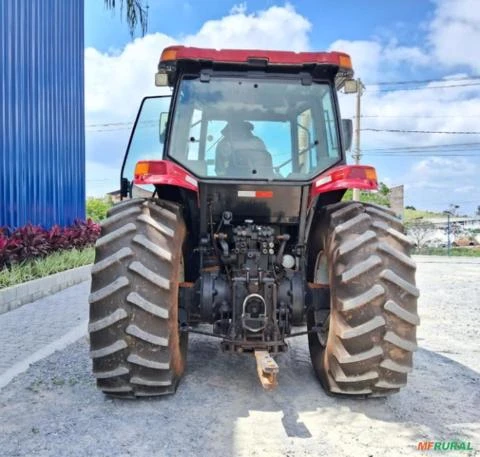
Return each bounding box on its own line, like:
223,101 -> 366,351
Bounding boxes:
254,350 -> 279,390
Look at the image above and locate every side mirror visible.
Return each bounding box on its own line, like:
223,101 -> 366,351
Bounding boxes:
342,119 -> 353,151
159,112 -> 168,143
120,177 -> 130,198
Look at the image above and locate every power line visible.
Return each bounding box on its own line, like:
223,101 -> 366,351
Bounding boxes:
364,153 -> 478,157
86,121 -> 133,128
363,149 -> 478,155
366,75 -> 480,86
365,82 -> 480,93
359,114 -> 480,119
87,127 -> 133,132
360,150 -> 479,157
363,148 -> 479,154
361,141 -> 480,156
364,149 -> 479,155
362,128 -> 480,135
86,119 -> 157,131
362,141 -> 480,151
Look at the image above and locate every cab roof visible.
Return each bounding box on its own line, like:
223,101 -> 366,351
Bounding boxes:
159,45 -> 353,70
156,46 -> 354,89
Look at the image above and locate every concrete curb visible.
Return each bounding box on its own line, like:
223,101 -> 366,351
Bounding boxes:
0,265 -> 92,315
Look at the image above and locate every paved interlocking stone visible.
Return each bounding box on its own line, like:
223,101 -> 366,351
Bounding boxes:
0,281 -> 89,375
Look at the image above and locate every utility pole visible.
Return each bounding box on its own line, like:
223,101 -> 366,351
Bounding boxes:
444,205 -> 459,256
352,78 -> 365,201
446,212 -> 451,257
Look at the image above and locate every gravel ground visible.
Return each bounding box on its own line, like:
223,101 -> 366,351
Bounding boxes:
0,256 -> 478,457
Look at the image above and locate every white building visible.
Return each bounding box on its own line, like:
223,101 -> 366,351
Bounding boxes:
425,217 -> 480,245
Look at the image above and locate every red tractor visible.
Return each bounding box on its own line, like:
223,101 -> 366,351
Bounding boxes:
88,46 -> 419,397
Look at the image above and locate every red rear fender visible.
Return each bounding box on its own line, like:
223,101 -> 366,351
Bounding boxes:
133,160 -> 199,203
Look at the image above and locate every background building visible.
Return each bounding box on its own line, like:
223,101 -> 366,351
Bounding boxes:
0,0 -> 85,228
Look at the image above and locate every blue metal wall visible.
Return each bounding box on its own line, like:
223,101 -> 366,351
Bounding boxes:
0,0 -> 85,228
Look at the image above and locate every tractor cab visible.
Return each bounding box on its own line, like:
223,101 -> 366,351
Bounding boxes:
120,45 -> 377,231
120,46 -> 365,191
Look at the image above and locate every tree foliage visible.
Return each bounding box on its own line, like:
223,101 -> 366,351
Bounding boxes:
405,219 -> 435,248
104,0 -> 149,36
86,197 -> 113,222
446,204 -> 460,217
342,182 -> 391,207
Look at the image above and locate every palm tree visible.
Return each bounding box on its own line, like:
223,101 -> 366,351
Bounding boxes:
104,0 -> 149,36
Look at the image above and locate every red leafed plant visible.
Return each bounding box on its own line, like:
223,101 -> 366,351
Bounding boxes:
7,224 -> 50,262
47,225 -> 71,251
0,234 -> 9,268
0,220 -> 101,269
64,219 -> 101,249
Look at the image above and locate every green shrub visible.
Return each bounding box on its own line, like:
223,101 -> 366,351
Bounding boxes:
342,182 -> 391,207
413,247 -> 480,257
86,197 -> 113,222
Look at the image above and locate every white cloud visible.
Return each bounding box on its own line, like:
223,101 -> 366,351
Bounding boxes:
412,157 -> 476,177
382,44 -> 430,66
183,3 -> 311,51
335,0 -> 480,77
428,0 -> 480,71
454,185 -> 475,193
230,3 -> 247,15
329,39 -> 430,83
85,32 -> 176,193
85,32 -> 175,122
329,40 -> 382,83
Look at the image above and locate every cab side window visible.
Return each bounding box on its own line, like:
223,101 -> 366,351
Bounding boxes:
296,108 -> 318,173
322,92 -> 340,158
123,96 -> 171,180
186,108 -> 202,161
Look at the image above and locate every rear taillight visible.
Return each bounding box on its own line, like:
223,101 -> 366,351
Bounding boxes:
134,161 -> 167,181
312,165 -> 378,197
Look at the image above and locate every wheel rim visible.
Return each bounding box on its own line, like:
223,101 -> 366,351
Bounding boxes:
178,256 -> 187,333
312,251 -> 330,347
314,250 -> 329,285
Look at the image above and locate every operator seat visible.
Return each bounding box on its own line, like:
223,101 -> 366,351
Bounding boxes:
215,121 -> 273,177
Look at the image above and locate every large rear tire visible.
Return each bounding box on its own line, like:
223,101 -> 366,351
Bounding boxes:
88,198 -> 187,397
308,202 -> 419,397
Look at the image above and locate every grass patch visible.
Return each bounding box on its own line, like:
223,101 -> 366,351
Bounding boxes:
413,247 -> 480,257
404,208 -> 444,222
0,247 -> 94,289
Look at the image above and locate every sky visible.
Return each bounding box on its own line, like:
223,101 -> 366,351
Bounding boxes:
84,0 -> 480,215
